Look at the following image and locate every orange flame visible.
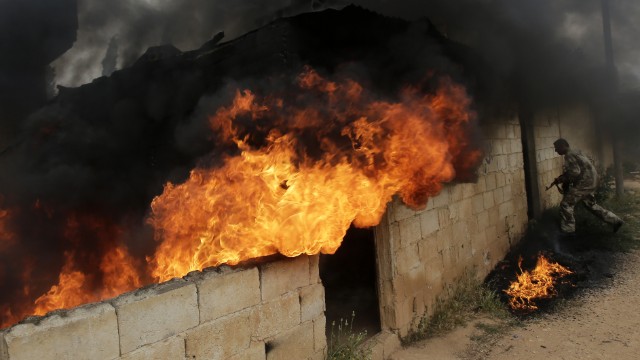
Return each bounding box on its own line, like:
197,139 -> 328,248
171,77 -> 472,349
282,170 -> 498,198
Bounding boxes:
31,245 -> 142,316
33,252 -> 95,315
0,214 -> 144,328
32,245 -> 142,316
504,254 -> 573,311
0,196 -> 15,253
148,67 -> 482,281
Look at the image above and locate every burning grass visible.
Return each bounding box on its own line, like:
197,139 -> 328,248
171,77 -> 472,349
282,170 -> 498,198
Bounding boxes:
503,254 -> 573,312
488,184 -> 640,319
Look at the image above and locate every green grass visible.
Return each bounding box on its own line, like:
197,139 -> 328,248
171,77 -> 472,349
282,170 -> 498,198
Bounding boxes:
326,312 -> 372,360
574,190 -> 640,252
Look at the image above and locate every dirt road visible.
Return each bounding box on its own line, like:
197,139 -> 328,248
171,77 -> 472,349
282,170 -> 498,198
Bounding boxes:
391,187 -> 640,360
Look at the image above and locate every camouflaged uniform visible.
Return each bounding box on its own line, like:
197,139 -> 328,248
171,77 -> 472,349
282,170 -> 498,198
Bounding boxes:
559,149 -> 622,233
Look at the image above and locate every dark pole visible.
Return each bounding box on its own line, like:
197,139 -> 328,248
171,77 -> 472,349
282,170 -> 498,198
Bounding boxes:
601,0 -> 625,198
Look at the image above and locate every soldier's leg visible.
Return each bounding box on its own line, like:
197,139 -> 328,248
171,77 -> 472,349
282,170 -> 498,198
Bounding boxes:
560,190 -> 581,234
582,194 -> 624,230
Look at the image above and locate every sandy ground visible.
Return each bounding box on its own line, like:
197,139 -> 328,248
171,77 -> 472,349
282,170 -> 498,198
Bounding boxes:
390,183 -> 640,360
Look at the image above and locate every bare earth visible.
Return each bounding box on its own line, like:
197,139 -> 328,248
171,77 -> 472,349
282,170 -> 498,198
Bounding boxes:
391,182 -> 640,360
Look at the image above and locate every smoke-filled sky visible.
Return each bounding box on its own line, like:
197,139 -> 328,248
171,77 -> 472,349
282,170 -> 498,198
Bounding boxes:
46,0 -> 640,90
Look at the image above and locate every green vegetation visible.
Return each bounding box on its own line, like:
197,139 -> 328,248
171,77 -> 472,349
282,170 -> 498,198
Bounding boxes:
326,312 -> 372,360
402,271 -> 513,345
575,189 -> 640,252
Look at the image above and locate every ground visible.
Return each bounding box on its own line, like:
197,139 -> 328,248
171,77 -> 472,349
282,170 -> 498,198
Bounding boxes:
389,179 -> 640,360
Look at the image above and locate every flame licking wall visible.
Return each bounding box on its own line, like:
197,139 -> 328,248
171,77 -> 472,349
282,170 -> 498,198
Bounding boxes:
0,7 -> 483,328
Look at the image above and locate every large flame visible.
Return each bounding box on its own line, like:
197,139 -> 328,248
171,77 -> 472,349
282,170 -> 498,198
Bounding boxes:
148,67 -> 482,281
1,67 -> 483,328
504,254 -> 573,311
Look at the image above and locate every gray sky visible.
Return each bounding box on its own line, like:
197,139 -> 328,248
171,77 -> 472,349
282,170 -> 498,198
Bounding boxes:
52,0 -> 640,91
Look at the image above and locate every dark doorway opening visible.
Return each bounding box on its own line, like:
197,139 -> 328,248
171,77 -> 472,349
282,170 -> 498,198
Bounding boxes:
320,225 -> 381,339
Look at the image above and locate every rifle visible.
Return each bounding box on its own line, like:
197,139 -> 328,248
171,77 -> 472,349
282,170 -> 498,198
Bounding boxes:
546,176 -> 568,194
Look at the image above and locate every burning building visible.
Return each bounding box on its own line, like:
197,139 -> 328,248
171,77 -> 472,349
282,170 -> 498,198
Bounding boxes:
0,4 -> 615,360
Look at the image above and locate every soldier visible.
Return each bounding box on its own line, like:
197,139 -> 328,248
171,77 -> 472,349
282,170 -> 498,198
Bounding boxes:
551,138 -> 624,236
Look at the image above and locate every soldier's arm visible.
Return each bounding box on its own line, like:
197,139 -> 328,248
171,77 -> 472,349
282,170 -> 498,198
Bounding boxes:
559,153 -> 581,183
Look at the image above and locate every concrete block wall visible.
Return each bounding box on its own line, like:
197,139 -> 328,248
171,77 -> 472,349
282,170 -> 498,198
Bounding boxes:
533,109 -> 564,209
534,105 -> 605,210
374,115 -> 529,337
0,255 -> 326,360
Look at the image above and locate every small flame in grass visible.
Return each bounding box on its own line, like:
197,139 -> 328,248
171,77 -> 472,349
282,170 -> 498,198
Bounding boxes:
504,254 -> 573,312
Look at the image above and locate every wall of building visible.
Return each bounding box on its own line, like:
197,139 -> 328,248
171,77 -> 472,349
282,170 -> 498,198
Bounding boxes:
373,113 -> 529,338
0,256 -> 325,360
534,105 -> 606,210
1,105 -> 612,360
533,109 -> 564,210
368,104 -> 612,352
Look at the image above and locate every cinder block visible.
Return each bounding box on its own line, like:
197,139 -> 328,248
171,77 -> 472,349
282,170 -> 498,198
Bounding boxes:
186,266 -> 260,323
1,333 -> 7,360
312,316 -> 326,352
260,256 -> 310,301
496,155 -> 507,171
388,221 -> 401,249
398,216 -> 422,248
113,279 -> 199,354
452,221 -> 468,245
381,331 -> 402,359
483,191 -> 495,209
432,189 -> 450,208
471,194 -> 484,214
499,202 -> 514,219
485,173 -> 496,190
457,199 -> 473,220
391,197 -> 415,222
254,292 -> 301,340
309,255 -> 320,284
417,234 -> 437,262
226,342 -> 265,360
435,227 -> 452,253
185,308 -> 257,359
493,188 -> 504,205
363,330 -> 400,360
265,321 -> 314,360
448,185 -> 464,202
419,211 -> 439,237
395,244 -> 421,274
0,303 -> 119,360
120,336 -> 185,360
490,140 -> 502,155
461,183 -> 476,199
299,284 -> 325,322
437,208 -> 451,228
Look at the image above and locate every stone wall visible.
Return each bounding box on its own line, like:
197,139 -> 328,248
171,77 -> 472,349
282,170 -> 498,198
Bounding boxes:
533,109 -> 564,209
374,113 -> 529,338
0,256 -> 325,360
535,105 -> 605,210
